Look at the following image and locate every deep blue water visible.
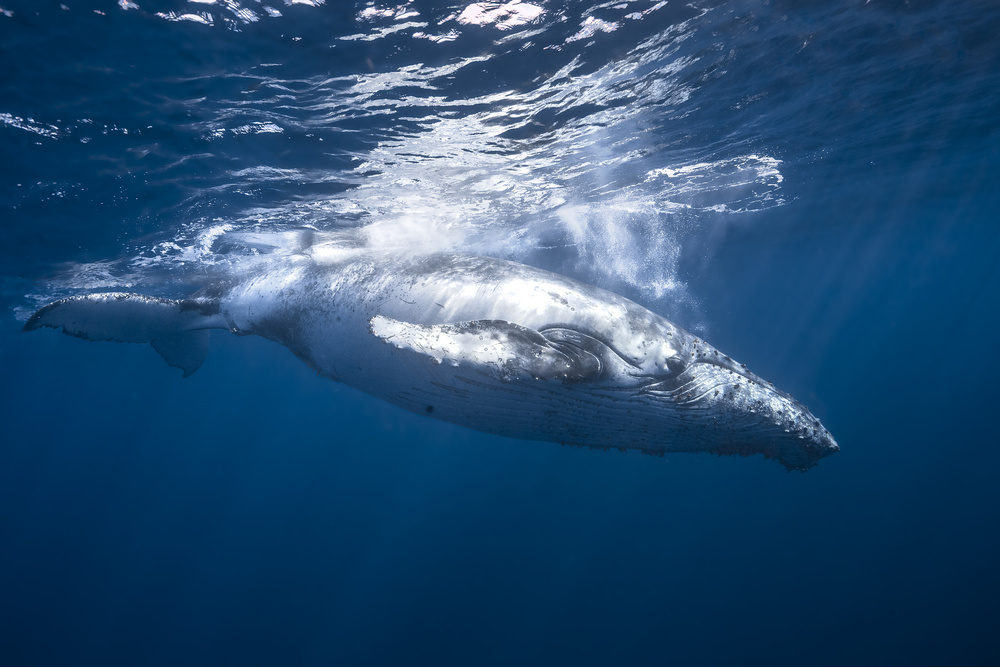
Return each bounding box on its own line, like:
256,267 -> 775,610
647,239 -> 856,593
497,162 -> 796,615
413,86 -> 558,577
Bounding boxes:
2,1 -> 1000,664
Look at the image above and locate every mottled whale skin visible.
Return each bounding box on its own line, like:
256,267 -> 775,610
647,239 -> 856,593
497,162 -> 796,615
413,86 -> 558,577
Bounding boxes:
25,251 -> 838,470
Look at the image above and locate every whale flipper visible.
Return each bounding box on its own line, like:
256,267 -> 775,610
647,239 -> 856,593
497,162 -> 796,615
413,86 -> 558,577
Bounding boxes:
24,292 -> 223,377
149,331 -> 211,377
369,315 -> 602,383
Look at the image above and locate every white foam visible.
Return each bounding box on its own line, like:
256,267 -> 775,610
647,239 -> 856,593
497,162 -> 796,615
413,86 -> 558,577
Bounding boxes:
0,113 -> 60,139
453,2 -> 545,31
567,16 -> 619,43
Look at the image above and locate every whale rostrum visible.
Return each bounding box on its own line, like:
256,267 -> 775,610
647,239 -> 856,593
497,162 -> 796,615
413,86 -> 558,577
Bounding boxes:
25,251 -> 839,470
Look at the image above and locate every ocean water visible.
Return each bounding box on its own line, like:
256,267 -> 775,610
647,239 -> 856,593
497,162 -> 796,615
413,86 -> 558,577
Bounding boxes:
2,0 -> 999,664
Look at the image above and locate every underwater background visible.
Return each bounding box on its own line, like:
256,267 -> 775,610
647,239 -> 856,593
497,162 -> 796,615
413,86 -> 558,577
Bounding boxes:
2,0 -> 999,664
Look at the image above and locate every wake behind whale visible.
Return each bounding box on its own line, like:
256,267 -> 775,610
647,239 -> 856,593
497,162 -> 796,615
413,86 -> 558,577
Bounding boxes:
25,233 -> 838,470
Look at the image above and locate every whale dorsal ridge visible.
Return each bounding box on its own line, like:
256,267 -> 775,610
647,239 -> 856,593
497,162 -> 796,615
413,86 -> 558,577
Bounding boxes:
24,292 -> 223,377
369,315 -> 602,383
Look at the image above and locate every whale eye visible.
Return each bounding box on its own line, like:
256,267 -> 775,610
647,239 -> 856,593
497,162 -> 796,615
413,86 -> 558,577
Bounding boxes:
664,355 -> 686,375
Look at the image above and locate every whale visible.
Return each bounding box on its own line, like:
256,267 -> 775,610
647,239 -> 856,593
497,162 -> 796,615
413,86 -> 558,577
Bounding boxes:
24,246 -> 838,470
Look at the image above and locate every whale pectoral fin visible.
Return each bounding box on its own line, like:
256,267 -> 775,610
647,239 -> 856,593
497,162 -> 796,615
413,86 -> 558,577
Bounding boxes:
25,292 -> 222,377
369,315 -> 601,383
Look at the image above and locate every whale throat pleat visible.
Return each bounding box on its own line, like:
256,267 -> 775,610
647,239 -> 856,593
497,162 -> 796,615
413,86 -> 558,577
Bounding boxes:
23,292 -> 222,377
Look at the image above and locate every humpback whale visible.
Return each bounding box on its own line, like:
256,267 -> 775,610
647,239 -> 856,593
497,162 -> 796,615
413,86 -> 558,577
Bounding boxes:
25,248 -> 838,470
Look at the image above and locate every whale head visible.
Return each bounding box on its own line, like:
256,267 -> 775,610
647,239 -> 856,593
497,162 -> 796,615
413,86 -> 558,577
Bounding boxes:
613,323 -> 840,471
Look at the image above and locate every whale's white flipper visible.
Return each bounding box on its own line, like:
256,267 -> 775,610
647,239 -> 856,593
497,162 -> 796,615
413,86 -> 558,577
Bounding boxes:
369,315 -> 602,383
24,292 -> 223,377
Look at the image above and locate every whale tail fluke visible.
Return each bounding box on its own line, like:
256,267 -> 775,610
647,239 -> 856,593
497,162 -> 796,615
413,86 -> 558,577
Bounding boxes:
24,292 -> 225,377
